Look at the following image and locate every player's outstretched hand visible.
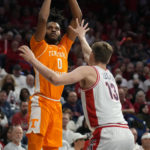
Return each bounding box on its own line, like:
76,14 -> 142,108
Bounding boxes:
69,18 -> 89,40
18,45 -> 35,63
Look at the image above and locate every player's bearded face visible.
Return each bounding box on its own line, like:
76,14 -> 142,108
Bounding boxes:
46,22 -> 61,44
46,33 -> 61,44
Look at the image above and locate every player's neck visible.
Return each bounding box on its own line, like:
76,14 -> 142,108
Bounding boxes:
95,63 -> 107,70
47,40 -> 59,45
45,38 -> 59,45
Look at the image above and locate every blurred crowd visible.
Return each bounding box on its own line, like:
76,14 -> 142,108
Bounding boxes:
0,0 -> 150,150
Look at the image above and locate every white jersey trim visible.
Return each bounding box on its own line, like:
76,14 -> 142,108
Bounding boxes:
34,69 -> 40,93
33,94 -> 60,102
27,96 -> 41,134
38,94 -> 60,101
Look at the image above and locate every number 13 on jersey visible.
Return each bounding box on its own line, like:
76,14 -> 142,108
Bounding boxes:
105,81 -> 119,101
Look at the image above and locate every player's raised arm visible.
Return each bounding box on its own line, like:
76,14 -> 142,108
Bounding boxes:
67,0 -> 82,41
18,45 -> 91,86
34,0 -> 52,42
69,19 -> 92,63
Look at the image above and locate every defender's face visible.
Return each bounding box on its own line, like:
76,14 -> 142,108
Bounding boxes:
46,22 -> 61,43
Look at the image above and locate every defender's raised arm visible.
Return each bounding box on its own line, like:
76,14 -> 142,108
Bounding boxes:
67,0 -> 82,41
69,19 -> 91,63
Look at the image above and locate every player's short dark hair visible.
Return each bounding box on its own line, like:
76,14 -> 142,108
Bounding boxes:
91,41 -> 113,64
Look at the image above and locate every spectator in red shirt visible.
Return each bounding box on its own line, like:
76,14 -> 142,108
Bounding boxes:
119,88 -> 135,115
11,100 -> 28,132
6,40 -> 22,72
123,62 -> 134,80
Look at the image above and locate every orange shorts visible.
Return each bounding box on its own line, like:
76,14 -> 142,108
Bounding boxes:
26,95 -> 62,147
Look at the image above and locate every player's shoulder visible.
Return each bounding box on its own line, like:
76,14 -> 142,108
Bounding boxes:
79,66 -> 97,77
59,34 -> 74,44
77,65 -> 94,71
30,35 -> 47,45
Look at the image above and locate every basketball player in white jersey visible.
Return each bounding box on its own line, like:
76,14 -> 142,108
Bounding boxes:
18,19 -> 134,150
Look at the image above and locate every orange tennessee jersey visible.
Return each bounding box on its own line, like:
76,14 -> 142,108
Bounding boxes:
30,34 -> 73,100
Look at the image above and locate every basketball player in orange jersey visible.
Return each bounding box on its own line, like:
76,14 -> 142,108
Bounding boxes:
19,19 -> 134,150
25,0 -> 82,150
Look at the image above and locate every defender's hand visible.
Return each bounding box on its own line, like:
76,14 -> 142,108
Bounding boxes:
18,45 -> 35,63
69,19 -> 89,40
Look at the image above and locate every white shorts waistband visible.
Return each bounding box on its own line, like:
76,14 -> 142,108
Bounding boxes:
95,123 -> 129,129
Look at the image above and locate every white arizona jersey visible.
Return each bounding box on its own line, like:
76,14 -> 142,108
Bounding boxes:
81,66 -> 127,130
